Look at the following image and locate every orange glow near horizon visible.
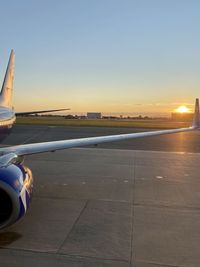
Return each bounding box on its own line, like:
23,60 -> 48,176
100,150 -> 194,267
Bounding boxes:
15,100 -> 194,117
175,105 -> 190,113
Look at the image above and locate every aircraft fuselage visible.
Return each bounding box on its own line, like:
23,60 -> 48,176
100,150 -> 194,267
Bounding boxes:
0,107 -> 15,141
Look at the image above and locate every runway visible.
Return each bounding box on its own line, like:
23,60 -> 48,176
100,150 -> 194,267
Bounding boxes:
0,125 -> 200,266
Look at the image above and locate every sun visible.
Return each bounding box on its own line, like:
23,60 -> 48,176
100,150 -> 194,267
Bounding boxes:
175,105 -> 190,113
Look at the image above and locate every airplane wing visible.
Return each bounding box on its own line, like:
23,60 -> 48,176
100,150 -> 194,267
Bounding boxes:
0,98 -> 198,166
16,108 -> 70,116
0,126 -> 196,158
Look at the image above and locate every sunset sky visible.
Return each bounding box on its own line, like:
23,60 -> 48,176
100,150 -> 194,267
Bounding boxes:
0,1 -> 200,116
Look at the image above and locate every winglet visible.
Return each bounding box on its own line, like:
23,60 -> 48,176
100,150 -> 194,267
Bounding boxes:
192,98 -> 200,128
0,50 -> 15,108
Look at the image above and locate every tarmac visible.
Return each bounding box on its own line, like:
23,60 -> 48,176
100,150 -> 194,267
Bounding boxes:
0,125 -> 200,267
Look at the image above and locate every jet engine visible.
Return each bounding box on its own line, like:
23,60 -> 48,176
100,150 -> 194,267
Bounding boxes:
0,164 -> 33,230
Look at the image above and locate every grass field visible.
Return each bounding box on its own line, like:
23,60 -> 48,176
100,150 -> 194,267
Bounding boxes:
16,117 -> 191,129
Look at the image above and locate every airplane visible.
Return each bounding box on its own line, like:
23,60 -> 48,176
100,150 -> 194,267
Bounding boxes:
0,50 -> 199,231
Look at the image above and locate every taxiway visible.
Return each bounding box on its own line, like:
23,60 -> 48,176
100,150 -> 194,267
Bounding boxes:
0,125 -> 200,267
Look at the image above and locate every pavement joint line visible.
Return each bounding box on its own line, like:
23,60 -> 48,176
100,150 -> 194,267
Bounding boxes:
57,199 -> 89,253
0,247 -> 130,264
133,202 -> 200,212
136,261 -> 178,267
130,157 -> 136,267
57,252 -> 130,264
0,247 -> 181,266
27,159 -> 132,167
0,246 -> 182,266
33,195 -> 130,203
32,196 -> 200,212
72,147 -> 200,155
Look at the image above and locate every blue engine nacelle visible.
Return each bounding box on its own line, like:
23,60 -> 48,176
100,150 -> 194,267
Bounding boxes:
0,164 -> 33,230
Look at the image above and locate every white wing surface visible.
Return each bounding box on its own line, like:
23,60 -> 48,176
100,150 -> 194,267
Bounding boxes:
0,126 -> 196,158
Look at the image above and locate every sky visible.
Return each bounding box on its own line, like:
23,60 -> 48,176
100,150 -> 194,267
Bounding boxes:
0,0 -> 200,116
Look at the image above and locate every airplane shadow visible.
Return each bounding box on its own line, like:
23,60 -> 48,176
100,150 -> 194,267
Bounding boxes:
0,232 -> 22,247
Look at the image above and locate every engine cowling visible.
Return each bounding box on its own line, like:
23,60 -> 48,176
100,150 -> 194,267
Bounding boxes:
0,164 -> 33,230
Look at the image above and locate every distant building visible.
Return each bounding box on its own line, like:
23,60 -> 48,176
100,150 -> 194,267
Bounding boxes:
171,112 -> 193,121
87,112 -> 102,119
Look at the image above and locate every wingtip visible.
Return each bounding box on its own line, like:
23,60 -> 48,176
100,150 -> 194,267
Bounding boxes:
192,98 -> 200,128
10,49 -> 14,54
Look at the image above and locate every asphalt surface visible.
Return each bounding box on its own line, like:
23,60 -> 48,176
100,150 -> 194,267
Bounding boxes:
0,125 -> 200,267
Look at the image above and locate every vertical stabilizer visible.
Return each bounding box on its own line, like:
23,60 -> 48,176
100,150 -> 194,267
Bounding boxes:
192,98 -> 200,128
0,50 -> 15,108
